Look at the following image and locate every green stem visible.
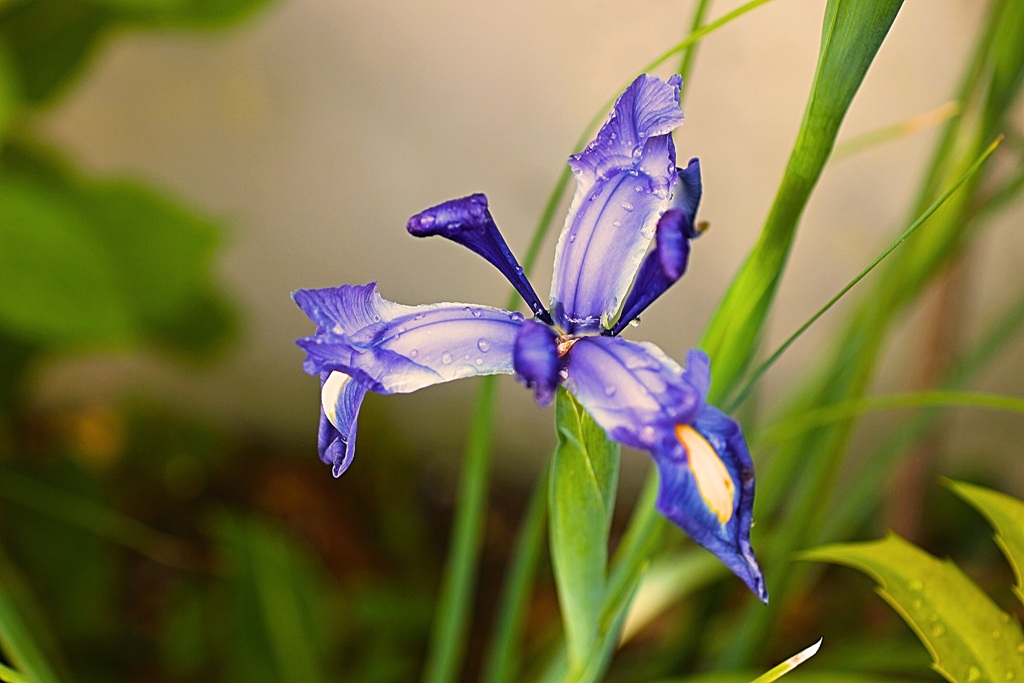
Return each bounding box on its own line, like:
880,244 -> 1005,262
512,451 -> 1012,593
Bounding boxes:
676,0 -> 713,106
421,376 -> 499,683
480,468 -> 548,683
0,663 -> 32,683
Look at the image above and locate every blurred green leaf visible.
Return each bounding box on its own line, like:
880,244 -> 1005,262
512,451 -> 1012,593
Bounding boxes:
701,0 -> 904,392
0,175 -> 136,345
0,0 -> 110,104
0,44 -> 17,139
658,673 -> 901,683
96,0 -> 274,28
0,145 -> 235,355
946,480 -> 1024,605
802,533 -> 1024,683
215,514 -> 329,683
0,545 -> 64,683
549,389 -> 620,669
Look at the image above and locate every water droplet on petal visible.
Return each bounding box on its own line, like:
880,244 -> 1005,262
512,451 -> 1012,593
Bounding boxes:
475,358 -> 483,366
509,312 -> 525,322
612,220 -> 622,227
635,185 -> 643,192
441,352 -> 452,364
409,349 -> 419,358
373,315 -> 381,322
569,233 -> 577,242
604,385 -> 617,397
621,201 -> 634,211
463,306 -> 472,313
472,309 -> 482,318
629,169 -> 639,177
629,317 -> 641,327
477,339 -> 490,352
414,313 -> 425,321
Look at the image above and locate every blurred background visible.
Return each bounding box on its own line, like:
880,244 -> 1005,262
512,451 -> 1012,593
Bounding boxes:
1,0 -> 1022,681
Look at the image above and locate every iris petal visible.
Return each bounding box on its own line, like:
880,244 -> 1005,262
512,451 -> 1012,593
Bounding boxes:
653,406 -> 766,602
407,194 -> 552,324
513,320 -> 560,406
607,207 -> 692,335
318,370 -> 369,476
562,336 -> 701,449
550,74 -> 687,333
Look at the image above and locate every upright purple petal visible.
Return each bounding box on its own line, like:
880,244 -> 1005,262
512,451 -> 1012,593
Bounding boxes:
408,194 -> 552,324
561,335 -> 701,449
550,75 -> 688,333
653,406 -> 766,602
607,207 -> 691,335
675,158 -> 703,238
513,320 -> 560,406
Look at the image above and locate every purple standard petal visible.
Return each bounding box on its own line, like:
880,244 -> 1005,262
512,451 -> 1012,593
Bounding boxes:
513,320 -> 560,406
652,406 -> 766,602
607,207 -> 691,335
550,75 -> 688,333
294,283 -> 524,394
318,370 -> 370,476
408,194 -> 552,324
675,158 -> 703,238
562,335 -> 701,450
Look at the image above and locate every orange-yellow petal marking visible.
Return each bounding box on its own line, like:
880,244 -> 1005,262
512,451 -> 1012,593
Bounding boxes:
321,371 -> 352,430
676,424 -> 735,524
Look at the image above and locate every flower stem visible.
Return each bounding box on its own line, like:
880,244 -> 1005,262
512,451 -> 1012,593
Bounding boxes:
421,376 -> 499,683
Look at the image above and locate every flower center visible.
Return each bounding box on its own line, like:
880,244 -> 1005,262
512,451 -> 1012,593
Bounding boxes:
555,334 -> 579,357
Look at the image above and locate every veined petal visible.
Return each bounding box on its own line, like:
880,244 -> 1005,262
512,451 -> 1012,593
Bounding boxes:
318,370 -> 369,476
562,335 -> 701,449
408,194 -> 552,324
550,74 -> 687,333
294,283 -> 524,394
513,320 -> 560,406
607,207 -> 692,336
652,406 -> 766,602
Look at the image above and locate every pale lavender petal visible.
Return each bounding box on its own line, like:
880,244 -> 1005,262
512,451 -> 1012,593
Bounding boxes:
607,207 -> 691,335
562,335 -> 701,449
295,284 -> 523,394
318,371 -> 369,476
550,75 -> 687,333
408,194 -> 551,324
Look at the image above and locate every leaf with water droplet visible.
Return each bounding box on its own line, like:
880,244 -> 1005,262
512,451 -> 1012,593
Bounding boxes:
802,533 -> 1024,683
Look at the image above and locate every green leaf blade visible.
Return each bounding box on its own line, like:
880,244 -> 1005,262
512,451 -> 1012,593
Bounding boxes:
946,480 -> 1024,605
549,389 -> 620,669
803,534 -> 1024,683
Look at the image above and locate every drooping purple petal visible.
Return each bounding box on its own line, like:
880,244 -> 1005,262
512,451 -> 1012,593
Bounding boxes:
550,74 -> 687,333
652,405 -> 766,602
294,284 -> 524,394
607,207 -> 691,335
407,194 -> 552,324
513,320 -> 560,406
318,370 -> 369,476
561,335 -> 701,449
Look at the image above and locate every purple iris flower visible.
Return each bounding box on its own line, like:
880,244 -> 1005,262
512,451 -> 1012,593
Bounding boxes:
293,74 -> 766,601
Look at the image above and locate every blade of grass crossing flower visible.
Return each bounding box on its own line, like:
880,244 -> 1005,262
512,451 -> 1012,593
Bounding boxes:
549,389 -> 620,669
481,468 -> 549,683
0,545 -> 63,683
749,639 -> 823,683
946,480 -> 1024,605
727,136 -> 1002,412
700,0 -> 904,392
423,376 -> 499,683
802,534 -> 1024,683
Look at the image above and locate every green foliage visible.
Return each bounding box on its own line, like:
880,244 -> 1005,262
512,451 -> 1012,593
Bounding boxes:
947,480 -> 1024,605
0,545 -> 64,683
701,0 -> 904,392
803,483 -> 1024,683
549,389 -> 620,669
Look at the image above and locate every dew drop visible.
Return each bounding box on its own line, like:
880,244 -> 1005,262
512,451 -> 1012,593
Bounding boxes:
509,312 -> 525,322
604,385 -> 617,397
612,220 -> 622,227
373,315 -> 381,322
913,599 -> 923,609
414,313 -> 425,321
477,339 -> 490,352
621,201 -> 634,211
909,579 -> 924,591
629,169 -> 639,177
475,358 -> 483,366
1006,671 -> 1016,681
441,352 -> 452,365
930,623 -> 945,637
993,629 -> 1003,639
967,667 -> 981,682
409,349 -> 419,358
569,233 -> 577,243
463,306 -> 472,313
629,317 -> 641,327
635,184 -> 644,192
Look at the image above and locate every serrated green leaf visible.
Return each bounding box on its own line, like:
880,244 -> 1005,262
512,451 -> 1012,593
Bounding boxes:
0,544 -> 63,683
946,480 -> 1024,605
802,533 -> 1024,683
549,389 -> 620,669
